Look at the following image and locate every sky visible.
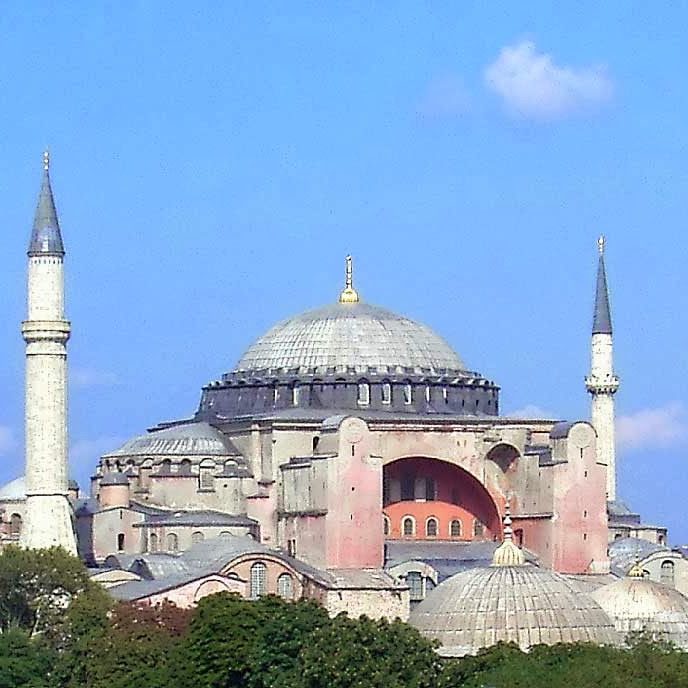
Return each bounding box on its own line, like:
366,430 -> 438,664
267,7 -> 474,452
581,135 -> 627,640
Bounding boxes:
0,3 -> 686,540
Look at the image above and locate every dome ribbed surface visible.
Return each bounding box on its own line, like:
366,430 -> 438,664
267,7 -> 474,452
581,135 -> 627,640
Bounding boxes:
105,422 -> 233,457
410,565 -> 619,656
234,302 -> 466,376
592,577 -> 688,649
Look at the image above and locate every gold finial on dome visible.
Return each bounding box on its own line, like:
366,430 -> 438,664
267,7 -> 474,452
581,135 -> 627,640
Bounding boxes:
598,235 -> 605,255
43,149 -> 50,172
628,561 -> 645,578
492,497 -> 526,567
338,254 -> 360,304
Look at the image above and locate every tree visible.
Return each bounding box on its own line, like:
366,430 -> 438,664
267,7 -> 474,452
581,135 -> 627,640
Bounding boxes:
0,628 -> 55,688
0,546 -> 110,647
80,601 -> 193,688
178,593 -> 330,688
300,613 -> 442,688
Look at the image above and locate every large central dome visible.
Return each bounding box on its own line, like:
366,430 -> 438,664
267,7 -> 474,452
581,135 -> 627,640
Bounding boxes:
196,258 -> 498,421
234,302 -> 466,376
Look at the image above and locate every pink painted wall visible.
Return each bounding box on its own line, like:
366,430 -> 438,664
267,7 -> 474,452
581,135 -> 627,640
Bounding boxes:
140,574 -> 245,608
325,417 -> 383,569
549,426 -> 609,574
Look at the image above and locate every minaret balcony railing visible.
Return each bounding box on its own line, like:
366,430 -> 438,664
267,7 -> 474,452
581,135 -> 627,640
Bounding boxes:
585,375 -> 620,395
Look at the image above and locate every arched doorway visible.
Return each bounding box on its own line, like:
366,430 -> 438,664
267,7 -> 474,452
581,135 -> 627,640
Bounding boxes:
382,457 -> 500,541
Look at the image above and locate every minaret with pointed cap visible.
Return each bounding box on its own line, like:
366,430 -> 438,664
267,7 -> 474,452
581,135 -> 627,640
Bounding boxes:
20,151 -> 77,553
585,236 -> 620,501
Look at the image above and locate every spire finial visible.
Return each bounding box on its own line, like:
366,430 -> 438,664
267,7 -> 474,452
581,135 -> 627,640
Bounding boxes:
43,149 -> 49,172
338,254 -> 360,304
491,496 -> 525,567
592,236 -> 612,335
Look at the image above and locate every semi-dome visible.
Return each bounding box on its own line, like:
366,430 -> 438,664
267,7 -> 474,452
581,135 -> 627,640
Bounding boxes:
235,301 -> 466,376
0,476 -> 26,501
592,571 -> 688,649
104,422 -> 234,458
410,564 -> 619,656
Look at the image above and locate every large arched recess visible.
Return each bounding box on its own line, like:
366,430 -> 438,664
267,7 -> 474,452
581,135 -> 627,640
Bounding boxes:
383,457 -> 501,541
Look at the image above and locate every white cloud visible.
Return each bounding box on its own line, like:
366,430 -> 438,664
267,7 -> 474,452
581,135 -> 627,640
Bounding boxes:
617,402 -> 687,452
0,426 -> 17,457
417,74 -> 471,118
484,40 -> 613,119
71,367 -> 120,388
505,404 -> 558,420
70,436 -> 124,467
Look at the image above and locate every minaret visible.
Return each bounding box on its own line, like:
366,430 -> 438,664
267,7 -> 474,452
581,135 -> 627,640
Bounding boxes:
20,151 -> 77,553
585,236 -> 620,502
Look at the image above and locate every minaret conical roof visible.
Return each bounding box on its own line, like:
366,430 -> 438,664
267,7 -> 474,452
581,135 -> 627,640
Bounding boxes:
592,236 -> 612,335
28,151 -> 64,257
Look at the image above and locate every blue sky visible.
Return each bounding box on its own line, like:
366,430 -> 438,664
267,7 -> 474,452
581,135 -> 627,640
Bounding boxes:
1,3 -> 686,540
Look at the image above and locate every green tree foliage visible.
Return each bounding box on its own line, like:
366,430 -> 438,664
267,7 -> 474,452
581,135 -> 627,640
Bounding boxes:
178,593 -> 330,688
439,639 -> 688,688
0,546 -> 109,646
300,613 -> 442,688
0,628 -> 55,688
80,601 -> 193,688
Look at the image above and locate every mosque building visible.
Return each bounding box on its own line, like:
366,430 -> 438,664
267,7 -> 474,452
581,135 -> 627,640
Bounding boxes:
1,155 -> 685,645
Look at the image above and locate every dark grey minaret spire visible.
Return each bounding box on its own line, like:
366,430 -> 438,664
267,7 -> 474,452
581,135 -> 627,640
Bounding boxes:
592,235 -> 612,335
28,151 -> 64,257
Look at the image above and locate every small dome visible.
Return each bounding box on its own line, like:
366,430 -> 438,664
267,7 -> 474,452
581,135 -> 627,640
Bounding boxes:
234,302 -> 466,376
410,565 -> 619,656
592,576 -> 688,649
104,422 -> 234,458
0,476 -> 25,501
100,472 -> 130,487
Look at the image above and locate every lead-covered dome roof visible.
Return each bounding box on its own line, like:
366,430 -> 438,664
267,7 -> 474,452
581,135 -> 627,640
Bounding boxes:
234,302 -> 466,377
104,422 -> 235,458
410,564 -> 619,656
592,575 -> 688,649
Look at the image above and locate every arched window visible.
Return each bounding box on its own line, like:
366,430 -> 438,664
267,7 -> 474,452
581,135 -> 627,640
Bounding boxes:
661,560 -> 675,587
381,381 -> 392,404
149,533 -> 159,552
403,383 -> 412,405
272,384 -> 279,404
406,571 -> 423,601
219,531 -> 232,539
199,461 -> 215,490
357,381 -> 370,405
442,386 -> 448,404
291,383 -> 300,406
117,533 -> 125,551
402,516 -> 415,537
277,573 -> 294,600
192,531 -> 204,545
167,533 -> 179,552
450,519 -> 461,538
179,459 -> 192,475
250,562 -> 267,598
383,516 -> 390,536
9,513 -> 22,537
425,517 -> 438,538
160,459 -> 172,475
473,519 -> 484,538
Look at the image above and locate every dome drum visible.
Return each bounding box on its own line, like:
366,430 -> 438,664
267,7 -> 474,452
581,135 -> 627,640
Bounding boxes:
195,372 -> 499,420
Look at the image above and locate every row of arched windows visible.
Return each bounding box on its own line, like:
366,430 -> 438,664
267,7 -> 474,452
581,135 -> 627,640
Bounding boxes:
249,562 -> 295,600
384,515 -> 485,539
